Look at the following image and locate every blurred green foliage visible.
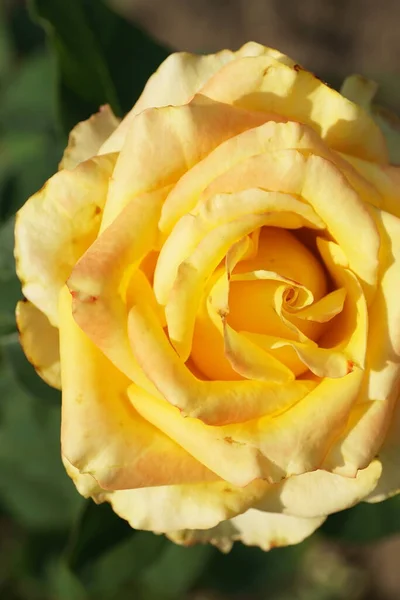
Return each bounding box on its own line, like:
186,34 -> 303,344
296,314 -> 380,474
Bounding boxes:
0,1 -> 399,599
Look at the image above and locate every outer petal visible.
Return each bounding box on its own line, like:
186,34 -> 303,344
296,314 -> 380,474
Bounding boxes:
169,509 -> 325,553
15,153 -> 117,326
59,105 -> 120,170
99,42 -> 294,154
102,97 -> 269,228
257,461 -> 382,518
16,300 -> 61,389
62,455 -> 104,499
201,56 -> 387,162
59,287 -> 218,490
340,153 -> 400,217
101,479 -> 269,533
325,209 -> 400,479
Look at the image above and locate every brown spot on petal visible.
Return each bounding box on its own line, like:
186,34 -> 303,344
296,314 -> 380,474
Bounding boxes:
70,289 -> 98,303
347,360 -> 355,374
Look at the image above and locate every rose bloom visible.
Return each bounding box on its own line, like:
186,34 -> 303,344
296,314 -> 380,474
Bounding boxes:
15,43 -> 400,551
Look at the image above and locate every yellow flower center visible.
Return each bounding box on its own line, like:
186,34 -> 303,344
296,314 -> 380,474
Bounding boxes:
191,227 -> 328,380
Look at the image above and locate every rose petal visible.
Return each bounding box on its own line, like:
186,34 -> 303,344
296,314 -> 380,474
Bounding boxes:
67,186 -> 169,393
102,97 -> 269,228
302,155 -> 380,290
160,121 -> 328,233
15,154 -> 116,326
127,383 -> 267,487
101,479 -> 269,533
60,105 -> 120,170
201,55 -> 387,162
223,369 -> 364,477
169,509 -> 325,552
59,286 -> 217,490
257,460 -> 382,518
16,300 -> 61,389
323,209 -> 400,476
317,239 -> 368,369
155,187 -> 324,307
128,285 -> 315,427
99,42 -> 292,154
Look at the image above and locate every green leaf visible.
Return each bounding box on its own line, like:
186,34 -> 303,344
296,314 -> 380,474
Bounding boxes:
0,50 -> 58,132
65,501 -> 134,572
1,332 -> 59,401
0,2 -> 14,82
29,0 -> 169,132
46,560 -> 89,600
0,219 -> 21,335
141,542 -> 213,599
321,496 -> 400,543
86,532 -> 166,599
0,358 -> 83,531
0,50 -> 63,219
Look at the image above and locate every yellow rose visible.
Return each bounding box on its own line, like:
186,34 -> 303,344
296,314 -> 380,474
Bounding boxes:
15,43 -> 400,552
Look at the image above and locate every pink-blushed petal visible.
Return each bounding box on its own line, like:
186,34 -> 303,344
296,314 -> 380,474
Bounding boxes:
15,153 -> 117,326
169,509 -> 325,552
99,42 -> 293,154
101,478 -> 269,533
16,300 -> 61,389
323,209 -> 400,477
67,186 -> 169,394
59,105 -> 120,170
201,55 -> 387,162
128,286 -> 315,427
59,287 -> 218,491
101,97 -> 269,228
257,460 -> 382,518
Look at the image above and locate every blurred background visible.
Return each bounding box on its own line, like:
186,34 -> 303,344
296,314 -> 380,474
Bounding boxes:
0,1 -> 399,599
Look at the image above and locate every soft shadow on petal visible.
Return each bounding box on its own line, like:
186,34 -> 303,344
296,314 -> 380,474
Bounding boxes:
257,460 -> 382,518
16,300 -> 61,389
168,508 -> 324,553
102,479 -> 269,533
201,55 -> 387,162
324,209 -> 400,477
